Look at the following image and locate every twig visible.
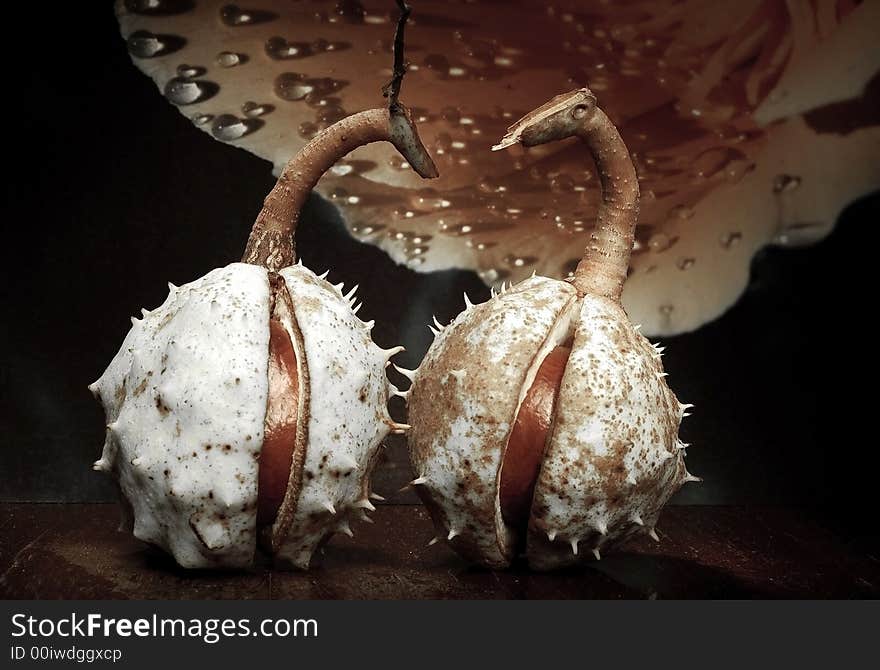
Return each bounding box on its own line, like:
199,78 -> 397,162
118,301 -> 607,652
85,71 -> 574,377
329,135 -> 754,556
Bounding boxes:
382,0 -> 411,114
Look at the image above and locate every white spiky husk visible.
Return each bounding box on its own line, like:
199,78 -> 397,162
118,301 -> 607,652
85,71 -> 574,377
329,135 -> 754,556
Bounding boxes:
270,265 -> 394,569
406,276 -> 692,569
93,264 -> 270,568
92,262 -> 396,569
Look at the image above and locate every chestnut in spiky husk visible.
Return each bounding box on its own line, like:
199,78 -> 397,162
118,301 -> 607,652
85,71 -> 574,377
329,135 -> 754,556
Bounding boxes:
401,88 -> 699,570
91,5 -> 438,569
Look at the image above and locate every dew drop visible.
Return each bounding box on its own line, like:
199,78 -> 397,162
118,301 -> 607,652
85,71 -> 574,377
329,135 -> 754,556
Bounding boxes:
771,222 -> 826,247
667,204 -> 695,221
275,75 -> 314,101
676,257 -> 695,271
503,255 -> 537,268
316,102 -> 347,125
127,30 -> 186,58
442,223 -> 473,236
220,4 -> 277,26
274,73 -> 347,102
241,101 -> 273,117
298,121 -> 319,139
720,231 -> 742,249
164,77 -> 218,106
191,113 -> 213,126
176,64 -> 206,78
648,232 -> 678,252
772,174 -> 802,194
124,0 -> 194,16
211,114 -> 262,141
216,51 -> 245,68
265,37 -> 313,60
331,163 -> 354,176
388,155 -> 410,171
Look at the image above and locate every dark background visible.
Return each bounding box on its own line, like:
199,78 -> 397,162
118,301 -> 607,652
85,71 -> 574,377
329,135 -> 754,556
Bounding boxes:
2,3 -> 877,546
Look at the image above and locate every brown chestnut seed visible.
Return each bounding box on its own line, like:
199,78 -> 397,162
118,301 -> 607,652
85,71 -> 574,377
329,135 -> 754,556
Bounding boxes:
404,88 -> 700,570
500,344 -> 571,531
256,316 -> 300,526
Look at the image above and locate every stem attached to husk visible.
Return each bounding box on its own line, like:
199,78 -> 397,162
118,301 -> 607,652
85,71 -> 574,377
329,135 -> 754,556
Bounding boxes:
572,108 -> 640,302
243,110 -> 394,271
243,0 -> 435,272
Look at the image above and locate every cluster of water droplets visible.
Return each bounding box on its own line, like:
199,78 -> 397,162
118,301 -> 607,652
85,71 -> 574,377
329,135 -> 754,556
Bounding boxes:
271,71 -> 349,139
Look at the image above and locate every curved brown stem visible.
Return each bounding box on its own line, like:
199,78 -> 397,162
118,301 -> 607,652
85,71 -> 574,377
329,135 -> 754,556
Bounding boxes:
242,106 -> 437,272
383,0 -> 411,113
572,108 -> 639,301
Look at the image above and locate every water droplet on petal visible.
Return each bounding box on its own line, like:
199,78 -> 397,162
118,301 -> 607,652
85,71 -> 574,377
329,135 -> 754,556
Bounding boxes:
191,113 -> 213,126
503,254 -> 537,268
274,72 -> 347,101
127,30 -> 186,58
667,204 -> 695,221
241,101 -> 273,117
298,121 -> 319,139
220,4 -> 277,26
648,232 -> 678,252
720,231 -> 742,249
772,174 -> 802,194
176,64 -> 206,78
771,222 -> 826,247
211,114 -> 263,141
216,51 -> 245,68
275,74 -> 314,101
676,257 -> 695,271
164,77 -> 218,106
124,0 -> 194,16
265,37 -> 313,60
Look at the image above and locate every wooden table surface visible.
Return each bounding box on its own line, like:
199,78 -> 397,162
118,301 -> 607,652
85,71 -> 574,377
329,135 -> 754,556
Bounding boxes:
1,503 -> 877,599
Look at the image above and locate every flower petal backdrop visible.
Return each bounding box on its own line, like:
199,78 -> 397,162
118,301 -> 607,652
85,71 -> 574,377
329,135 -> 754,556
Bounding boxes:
117,0 -> 880,334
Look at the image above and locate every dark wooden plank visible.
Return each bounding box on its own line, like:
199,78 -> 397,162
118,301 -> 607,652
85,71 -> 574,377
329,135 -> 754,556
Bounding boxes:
1,504 -> 877,599
0,504 -> 269,600
595,507 -> 880,598
270,506 -> 636,599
